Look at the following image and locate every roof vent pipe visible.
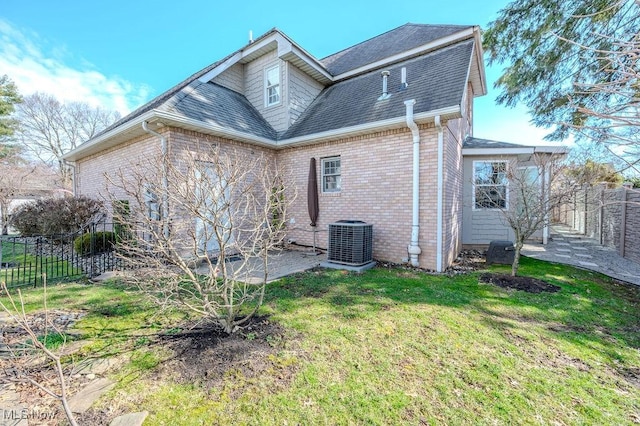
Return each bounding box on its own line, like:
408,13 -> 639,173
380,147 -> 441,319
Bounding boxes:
379,71 -> 391,100
249,30 -> 254,43
401,67 -> 408,88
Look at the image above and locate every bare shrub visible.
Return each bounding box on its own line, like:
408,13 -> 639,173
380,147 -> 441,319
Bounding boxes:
10,196 -> 104,236
107,143 -> 293,334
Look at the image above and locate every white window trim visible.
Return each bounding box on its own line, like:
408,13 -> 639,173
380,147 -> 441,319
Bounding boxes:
264,64 -> 281,107
472,160 -> 508,210
321,156 -> 341,194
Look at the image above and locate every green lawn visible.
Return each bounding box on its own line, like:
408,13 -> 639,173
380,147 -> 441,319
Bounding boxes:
0,239 -> 83,287
2,257 -> 639,425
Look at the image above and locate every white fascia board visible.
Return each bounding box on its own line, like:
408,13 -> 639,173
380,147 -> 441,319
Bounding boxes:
197,34 -> 281,84
197,52 -> 242,83
63,111 -> 156,161
279,105 -> 460,147
198,31 -> 333,85
534,146 -> 568,154
333,27 -> 475,82
66,105 -> 463,161
461,43 -> 474,109
462,147 -> 535,156
287,44 -> 333,82
153,110 -> 277,148
472,27 -> 487,96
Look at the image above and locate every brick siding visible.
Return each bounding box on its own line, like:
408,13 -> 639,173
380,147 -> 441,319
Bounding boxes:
76,123 -> 461,270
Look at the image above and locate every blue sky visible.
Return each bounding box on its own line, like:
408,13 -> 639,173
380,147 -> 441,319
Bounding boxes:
1,0 -> 555,145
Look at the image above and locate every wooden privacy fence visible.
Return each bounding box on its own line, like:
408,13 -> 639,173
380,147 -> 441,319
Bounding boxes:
554,183 -> 640,263
0,222 -> 132,289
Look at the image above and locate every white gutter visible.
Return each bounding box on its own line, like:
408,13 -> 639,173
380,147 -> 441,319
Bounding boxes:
281,105 -> 460,147
462,146 -> 567,156
435,115 -> 444,272
65,106 -> 463,162
142,121 -> 170,239
404,99 -> 421,267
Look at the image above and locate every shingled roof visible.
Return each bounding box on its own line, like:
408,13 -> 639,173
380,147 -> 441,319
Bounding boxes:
69,23 -> 481,158
320,23 -> 473,76
463,137 -> 534,150
283,40 -> 474,139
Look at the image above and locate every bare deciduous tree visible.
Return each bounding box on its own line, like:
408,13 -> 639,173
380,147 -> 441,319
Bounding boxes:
15,93 -> 120,186
477,153 -> 571,276
107,144 -> 293,334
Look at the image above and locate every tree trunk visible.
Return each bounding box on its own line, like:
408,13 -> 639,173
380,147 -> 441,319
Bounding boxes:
511,241 -> 523,277
1,200 -> 8,235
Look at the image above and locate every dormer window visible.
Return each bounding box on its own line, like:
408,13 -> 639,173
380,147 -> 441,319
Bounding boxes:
265,65 -> 280,107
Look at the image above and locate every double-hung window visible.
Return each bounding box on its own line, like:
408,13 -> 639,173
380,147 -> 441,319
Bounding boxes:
474,161 -> 508,209
322,156 -> 341,193
265,65 -> 280,107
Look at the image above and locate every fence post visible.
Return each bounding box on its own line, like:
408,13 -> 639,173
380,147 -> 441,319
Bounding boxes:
619,184 -> 630,258
90,223 -> 96,278
599,185 -> 604,244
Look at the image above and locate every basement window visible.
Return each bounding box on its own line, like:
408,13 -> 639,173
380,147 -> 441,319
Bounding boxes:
265,65 -> 280,107
322,156 -> 341,193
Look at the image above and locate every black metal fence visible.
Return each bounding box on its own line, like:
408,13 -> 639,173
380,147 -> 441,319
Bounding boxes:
0,222 -> 128,289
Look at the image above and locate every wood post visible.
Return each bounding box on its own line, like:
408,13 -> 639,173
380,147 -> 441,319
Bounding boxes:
619,185 -> 628,257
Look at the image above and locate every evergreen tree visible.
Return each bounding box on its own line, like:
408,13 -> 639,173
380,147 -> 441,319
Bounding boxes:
484,1 -> 639,160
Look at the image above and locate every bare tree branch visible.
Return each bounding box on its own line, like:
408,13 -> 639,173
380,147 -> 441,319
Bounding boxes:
0,279 -> 78,426
15,93 -> 120,186
106,143 -> 294,334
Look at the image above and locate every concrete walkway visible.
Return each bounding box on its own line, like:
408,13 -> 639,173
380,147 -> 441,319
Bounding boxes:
522,224 -> 640,286
194,248 -> 324,284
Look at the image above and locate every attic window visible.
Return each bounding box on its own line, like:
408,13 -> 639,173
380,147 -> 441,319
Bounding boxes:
265,65 -> 280,107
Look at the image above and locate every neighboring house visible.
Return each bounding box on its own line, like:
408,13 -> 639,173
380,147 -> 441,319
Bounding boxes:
63,23 -> 563,271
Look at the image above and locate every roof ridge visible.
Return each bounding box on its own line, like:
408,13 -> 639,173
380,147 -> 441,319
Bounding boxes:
319,23 -> 413,62
320,22 -> 473,62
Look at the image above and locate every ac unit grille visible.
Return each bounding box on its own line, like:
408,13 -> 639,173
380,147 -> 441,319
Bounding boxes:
328,221 -> 373,266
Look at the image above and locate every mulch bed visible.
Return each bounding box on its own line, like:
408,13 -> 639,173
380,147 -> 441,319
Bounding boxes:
479,273 -> 561,293
149,315 -> 300,392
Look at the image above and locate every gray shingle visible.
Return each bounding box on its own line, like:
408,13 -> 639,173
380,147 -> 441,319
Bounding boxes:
463,137 -> 534,149
282,40 -> 474,139
163,82 -> 277,140
85,24 -> 475,148
320,23 -> 473,76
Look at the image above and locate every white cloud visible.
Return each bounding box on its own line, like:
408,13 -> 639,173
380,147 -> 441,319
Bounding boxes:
0,19 -> 150,115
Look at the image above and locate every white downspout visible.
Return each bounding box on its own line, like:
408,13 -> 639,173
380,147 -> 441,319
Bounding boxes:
541,157 -> 550,245
142,121 -> 170,239
435,116 -> 444,272
404,100 -> 421,267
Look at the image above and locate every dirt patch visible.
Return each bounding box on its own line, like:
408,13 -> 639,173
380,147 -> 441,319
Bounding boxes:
449,249 -> 487,273
150,315 -> 299,392
378,249 -> 487,275
480,273 -> 561,293
619,367 -> 640,389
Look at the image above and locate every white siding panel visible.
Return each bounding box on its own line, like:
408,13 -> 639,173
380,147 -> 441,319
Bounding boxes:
244,50 -> 288,131
288,64 -> 324,126
212,63 -> 244,93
